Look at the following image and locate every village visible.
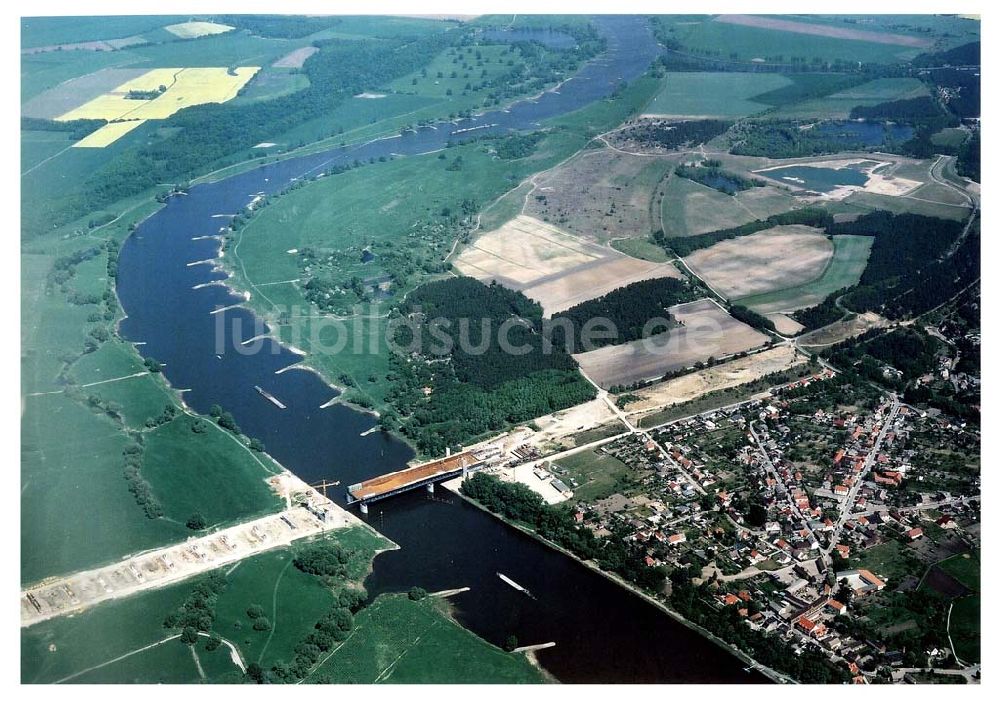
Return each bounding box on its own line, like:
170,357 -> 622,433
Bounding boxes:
501,365 -> 981,684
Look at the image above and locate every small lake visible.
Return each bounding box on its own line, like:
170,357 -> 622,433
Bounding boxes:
698,173 -> 746,193
760,163 -> 872,193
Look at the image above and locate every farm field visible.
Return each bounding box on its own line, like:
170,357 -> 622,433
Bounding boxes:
21,15 -> 185,49
573,299 -> 770,389
305,594 -> 545,684
524,148 -> 675,241
454,215 -> 683,315
20,392 -> 183,584
164,21 -> 234,39
56,66 -> 260,145
659,177 -> 798,238
684,225 -> 835,301
660,15 -> 936,65
643,72 -> 792,118
735,234 -> 874,314
616,344 -> 806,414
770,77 -> 930,119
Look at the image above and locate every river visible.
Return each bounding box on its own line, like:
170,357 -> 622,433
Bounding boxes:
115,16 -> 767,683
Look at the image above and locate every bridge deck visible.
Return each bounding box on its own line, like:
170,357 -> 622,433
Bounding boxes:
350,451 -> 479,502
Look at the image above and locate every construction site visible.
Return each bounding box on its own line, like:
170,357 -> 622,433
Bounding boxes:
21,473 -> 364,627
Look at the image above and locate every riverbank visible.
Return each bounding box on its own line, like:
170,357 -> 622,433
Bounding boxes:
451,481 -> 793,684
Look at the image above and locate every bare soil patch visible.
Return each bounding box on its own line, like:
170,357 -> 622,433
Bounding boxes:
454,215 -> 682,315
617,343 -> 804,413
573,299 -> 770,389
22,67 -> 148,119
797,311 -> 889,347
684,225 -> 833,301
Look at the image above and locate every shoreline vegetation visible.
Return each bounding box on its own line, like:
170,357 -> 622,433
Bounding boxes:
452,479 -> 793,684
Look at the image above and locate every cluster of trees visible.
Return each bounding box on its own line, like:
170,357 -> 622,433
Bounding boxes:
208,404 -> 242,436
790,289 -> 848,331
461,474 -> 667,591
122,436 -> 161,518
613,118 -> 730,150
674,161 -> 765,195
144,403 -> 178,430
22,116 -> 106,141
396,278 -> 577,388
46,245 -> 103,292
392,361 -> 594,455
549,277 -> 694,353
794,211 -> 973,329
494,131 -> 545,159
727,304 -> 775,334
164,573 -> 227,639
850,96 -> 948,123
254,588 -> 367,683
292,542 -> 352,579
825,327 -> 941,388
655,207 -> 832,257
957,130 -> 980,182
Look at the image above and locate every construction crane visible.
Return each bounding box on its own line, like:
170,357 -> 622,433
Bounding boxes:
312,479 -> 341,498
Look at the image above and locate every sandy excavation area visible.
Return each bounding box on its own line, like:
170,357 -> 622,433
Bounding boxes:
21,474 -> 365,627
454,215 -> 682,315
684,225 -> 833,301
616,343 -> 806,414
573,299 -> 770,389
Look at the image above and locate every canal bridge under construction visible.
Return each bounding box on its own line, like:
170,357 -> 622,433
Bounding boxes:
345,449 -> 497,513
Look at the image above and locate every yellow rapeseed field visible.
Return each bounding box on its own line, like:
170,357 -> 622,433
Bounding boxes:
57,67 -> 260,146
72,120 -> 147,148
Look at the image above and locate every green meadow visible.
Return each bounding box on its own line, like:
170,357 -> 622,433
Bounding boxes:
644,72 -> 792,118
306,594 -> 545,684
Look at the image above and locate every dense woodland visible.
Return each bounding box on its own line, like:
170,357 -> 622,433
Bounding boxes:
613,119 -> 730,150
793,211 -> 974,326
549,277 -> 696,353
386,278 -> 594,454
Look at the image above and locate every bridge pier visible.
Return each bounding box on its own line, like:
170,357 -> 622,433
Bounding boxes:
426,482 -> 435,493
359,502 -> 369,515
